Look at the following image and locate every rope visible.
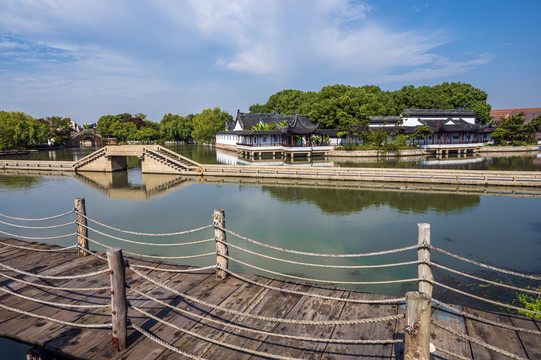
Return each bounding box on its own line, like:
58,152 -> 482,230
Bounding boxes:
130,264 -> 216,273
222,268 -> 406,304
0,240 -> 78,253
433,346 -> 471,360
0,210 -> 74,222
75,211 -> 212,236
0,300 -> 112,329
0,219 -> 74,229
432,321 -> 528,360
78,222 -> 215,246
76,244 -> 107,261
431,262 -> 541,295
223,255 -> 419,286
217,239 -> 419,269
0,229 -> 76,240
433,281 -> 541,316
130,267 -> 405,326
130,287 -> 404,345
432,298 -> 541,335
131,322 -> 207,360
122,250 -> 215,260
0,272 -> 110,291
131,305 -> 300,360
0,286 -> 109,309
0,261 -> 109,280
430,245 -> 541,281
218,226 -> 419,257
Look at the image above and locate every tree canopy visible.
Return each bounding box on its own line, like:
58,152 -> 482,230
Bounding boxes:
250,82 -> 492,127
192,107 -> 233,143
491,113 -> 540,145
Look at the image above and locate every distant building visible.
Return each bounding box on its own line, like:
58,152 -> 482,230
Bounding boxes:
491,108 -> 541,141
216,109 -> 493,155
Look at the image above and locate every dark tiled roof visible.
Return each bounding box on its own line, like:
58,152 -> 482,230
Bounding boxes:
234,111 -> 318,135
403,109 -> 475,117
225,121 -> 235,131
369,116 -> 402,124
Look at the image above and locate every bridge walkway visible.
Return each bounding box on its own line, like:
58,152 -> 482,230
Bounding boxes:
0,237 -> 539,359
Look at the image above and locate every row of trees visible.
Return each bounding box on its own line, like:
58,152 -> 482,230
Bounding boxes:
249,82 -> 492,128
95,107 -> 233,144
0,111 -> 72,150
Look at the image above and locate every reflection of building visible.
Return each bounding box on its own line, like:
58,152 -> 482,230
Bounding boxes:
216,109 -> 493,156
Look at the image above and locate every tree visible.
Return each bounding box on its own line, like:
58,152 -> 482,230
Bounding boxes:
411,126 -> 434,145
160,113 -> 194,141
43,116 -> 72,145
109,121 -> 137,142
192,107 -> 233,143
492,113 -> 539,145
0,111 -> 49,149
96,113 -> 131,137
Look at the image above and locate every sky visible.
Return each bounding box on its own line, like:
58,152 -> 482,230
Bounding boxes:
0,0 -> 540,125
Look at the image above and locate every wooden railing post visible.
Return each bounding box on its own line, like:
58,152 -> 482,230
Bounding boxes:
213,209 -> 228,279
417,223 -> 433,297
404,291 -> 432,360
107,248 -> 127,351
74,198 -> 88,257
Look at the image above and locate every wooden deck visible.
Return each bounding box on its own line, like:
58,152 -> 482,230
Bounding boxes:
0,238 -> 539,359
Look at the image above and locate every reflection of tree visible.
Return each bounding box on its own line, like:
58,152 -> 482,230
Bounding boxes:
0,175 -> 42,189
262,187 -> 480,215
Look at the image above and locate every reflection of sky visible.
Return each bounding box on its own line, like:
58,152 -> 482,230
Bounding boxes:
1,174 -> 540,297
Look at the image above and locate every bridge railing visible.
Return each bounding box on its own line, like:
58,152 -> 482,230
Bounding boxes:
0,198 -> 539,359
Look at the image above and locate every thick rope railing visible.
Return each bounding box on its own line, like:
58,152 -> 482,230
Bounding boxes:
130,305 -> 300,360
432,320 -> 528,360
0,210 -> 74,221
222,268 -> 406,304
430,245 -> 541,281
130,264 -> 216,273
433,346 -> 471,360
77,221 -> 214,247
217,238 -> 419,269
431,262 -> 540,295
0,300 -> 112,329
432,298 -> 541,335
131,322 -> 207,360
130,266 -> 405,326
77,244 -> 108,261
0,219 -> 74,229
222,255 -> 419,286
0,287 -> 108,309
122,250 -> 215,260
0,261 -> 108,280
0,272 -> 110,291
433,280 -> 541,316
0,240 -> 78,252
129,287 -> 404,344
74,211 -> 212,236
217,225 -> 419,257
0,229 -> 76,240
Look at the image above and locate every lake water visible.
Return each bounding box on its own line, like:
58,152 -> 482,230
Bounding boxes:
1,145 -> 540,356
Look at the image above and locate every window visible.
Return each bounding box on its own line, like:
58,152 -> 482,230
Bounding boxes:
263,136 -> 267,142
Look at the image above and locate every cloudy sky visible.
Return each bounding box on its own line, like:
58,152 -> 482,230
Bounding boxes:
1,0 -> 539,125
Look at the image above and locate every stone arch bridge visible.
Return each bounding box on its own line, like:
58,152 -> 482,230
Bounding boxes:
66,131 -> 108,147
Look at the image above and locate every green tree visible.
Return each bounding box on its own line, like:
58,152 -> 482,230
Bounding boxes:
492,113 -> 539,145
192,107 -> 233,143
0,111 -> 49,149
109,121 -> 137,142
411,125 -> 434,145
44,116 -> 72,145
96,113 -> 131,137
160,113 -> 194,141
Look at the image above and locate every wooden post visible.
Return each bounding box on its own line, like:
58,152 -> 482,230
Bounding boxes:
417,223 -> 433,297
107,248 -> 127,351
404,291 -> 432,360
213,209 -> 228,279
74,198 -> 88,257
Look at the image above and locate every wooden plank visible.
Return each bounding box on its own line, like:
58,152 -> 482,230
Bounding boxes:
508,313 -> 541,359
249,283 -> 348,359
195,277 -> 309,360
320,292 -> 400,359
430,304 -> 472,360
464,307 -> 528,360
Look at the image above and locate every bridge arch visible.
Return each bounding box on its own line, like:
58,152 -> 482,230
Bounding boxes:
66,131 -> 105,147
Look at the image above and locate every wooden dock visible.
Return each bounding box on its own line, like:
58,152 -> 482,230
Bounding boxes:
0,237 -> 539,359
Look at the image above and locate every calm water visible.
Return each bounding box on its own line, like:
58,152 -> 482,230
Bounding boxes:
1,146 -> 541,355
2,144 -> 540,171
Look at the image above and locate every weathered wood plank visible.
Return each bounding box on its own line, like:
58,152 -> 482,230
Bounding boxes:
430,304 -> 472,359
508,313 -> 541,359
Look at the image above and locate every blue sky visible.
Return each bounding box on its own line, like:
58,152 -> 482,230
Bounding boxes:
0,0 -> 539,125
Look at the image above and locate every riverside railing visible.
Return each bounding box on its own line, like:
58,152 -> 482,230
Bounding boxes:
0,198 -> 539,359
